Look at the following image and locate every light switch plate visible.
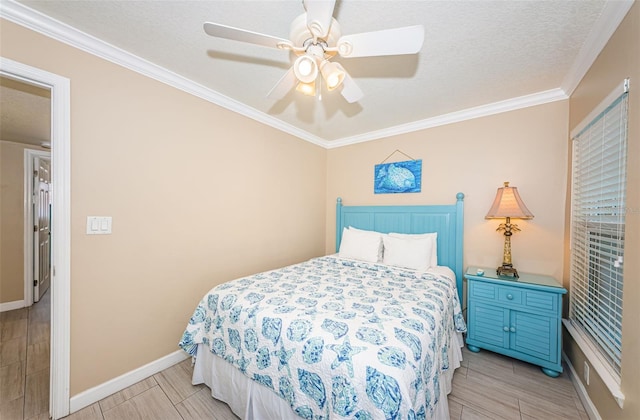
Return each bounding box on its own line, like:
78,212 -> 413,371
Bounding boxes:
86,216 -> 112,234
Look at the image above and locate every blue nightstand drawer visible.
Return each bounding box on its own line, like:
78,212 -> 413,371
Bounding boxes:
471,282 -> 557,313
498,287 -> 522,305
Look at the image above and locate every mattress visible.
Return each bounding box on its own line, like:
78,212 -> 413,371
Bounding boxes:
180,255 -> 467,419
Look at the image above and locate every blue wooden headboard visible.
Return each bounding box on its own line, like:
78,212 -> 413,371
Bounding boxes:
336,193 -> 465,303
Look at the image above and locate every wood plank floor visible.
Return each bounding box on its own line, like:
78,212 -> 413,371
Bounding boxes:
1,290 -> 589,419
0,289 -> 50,420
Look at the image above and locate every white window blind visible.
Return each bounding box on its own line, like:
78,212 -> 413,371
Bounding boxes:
569,80 -> 628,380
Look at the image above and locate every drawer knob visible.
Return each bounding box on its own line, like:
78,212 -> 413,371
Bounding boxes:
510,327 -> 516,333
503,326 -> 509,332
506,293 -> 514,300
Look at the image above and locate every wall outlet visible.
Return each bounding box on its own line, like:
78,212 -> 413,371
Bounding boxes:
584,361 -> 590,386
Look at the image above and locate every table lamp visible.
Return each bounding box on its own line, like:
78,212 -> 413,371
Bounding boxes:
485,182 -> 534,277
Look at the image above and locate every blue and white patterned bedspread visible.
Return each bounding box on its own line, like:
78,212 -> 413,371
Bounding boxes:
179,256 -> 466,419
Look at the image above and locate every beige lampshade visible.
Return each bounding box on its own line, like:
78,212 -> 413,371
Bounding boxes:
486,182 -> 534,219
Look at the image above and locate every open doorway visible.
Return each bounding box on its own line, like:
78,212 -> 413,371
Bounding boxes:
1,57 -> 71,419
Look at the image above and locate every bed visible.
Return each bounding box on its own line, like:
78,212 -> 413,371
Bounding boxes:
180,194 -> 466,419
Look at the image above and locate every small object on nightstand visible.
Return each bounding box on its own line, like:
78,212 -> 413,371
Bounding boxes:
476,269 -> 484,276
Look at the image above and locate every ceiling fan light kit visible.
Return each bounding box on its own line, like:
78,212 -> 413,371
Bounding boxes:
203,0 -> 424,103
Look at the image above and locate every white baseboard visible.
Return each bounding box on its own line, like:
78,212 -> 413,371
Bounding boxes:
0,300 -> 25,312
69,350 -> 189,414
563,352 -> 601,420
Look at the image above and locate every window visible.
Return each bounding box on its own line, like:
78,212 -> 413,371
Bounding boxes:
567,79 -> 628,403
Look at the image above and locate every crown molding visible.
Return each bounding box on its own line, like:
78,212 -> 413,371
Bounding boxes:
0,0 -> 328,148
0,0 -> 623,149
561,0 -> 635,96
326,88 -> 568,149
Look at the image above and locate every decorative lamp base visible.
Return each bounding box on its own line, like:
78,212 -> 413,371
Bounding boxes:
497,264 -> 519,277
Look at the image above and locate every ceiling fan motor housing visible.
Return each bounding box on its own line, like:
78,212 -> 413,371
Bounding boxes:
290,13 -> 341,57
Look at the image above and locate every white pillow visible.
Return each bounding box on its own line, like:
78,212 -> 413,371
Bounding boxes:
382,235 -> 433,271
338,227 -> 382,263
389,232 -> 438,267
349,226 -> 384,261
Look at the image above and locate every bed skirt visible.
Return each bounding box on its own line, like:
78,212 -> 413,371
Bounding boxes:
192,332 -> 465,419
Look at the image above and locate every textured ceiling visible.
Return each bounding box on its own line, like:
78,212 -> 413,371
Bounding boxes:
1,0 -> 631,147
0,76 -> 51,146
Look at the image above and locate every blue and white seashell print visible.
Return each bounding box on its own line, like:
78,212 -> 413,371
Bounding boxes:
348,289 -> 366,298
252,373 -> 274,390
377,346 -> 407,369
229,306 -> 242,324
212,337 -> 226,356
262,317 -> 282,345
352,303 -> 375,314
356,327 -> 387,345
365,366 -> 402,419
245,292 -> 265,304
412,307 -> 436,330
295,297 -> 318,308
287,319 -> 313,342
354,410 -> 374,420
335,311 -> 357,320
178,254 -> 468,420
382,307 -> 406,318
266,297 -> 287,305
274,305 -> 296,314
322,301 -> 343,311
244,328 -> 258,352
228,328 -> 241,354
279,376 -> 296,407
189,306 -> 206,325
302,337 -> 324,364
256,347 -> 271,369
207,294 -> 219,312
294,406 -> 314,419
408,405 -> 426,420
298,369 -> 326,409
331,375 -> 358,416
401,318 -> 425,333
321,319 -> 349,339
220,294 -> 237,310
394,327 -> 422,361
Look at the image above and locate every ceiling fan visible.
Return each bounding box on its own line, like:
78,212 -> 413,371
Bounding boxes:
203,0 -> 424,103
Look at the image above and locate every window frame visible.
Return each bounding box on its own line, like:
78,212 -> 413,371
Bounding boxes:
564,79 -> 628,408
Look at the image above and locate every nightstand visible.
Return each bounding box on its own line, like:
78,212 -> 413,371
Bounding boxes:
465,267 -> 567,377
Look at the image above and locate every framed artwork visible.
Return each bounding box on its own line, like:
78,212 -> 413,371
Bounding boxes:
374,159 -> 422,194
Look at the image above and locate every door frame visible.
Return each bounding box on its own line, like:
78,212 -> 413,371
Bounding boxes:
23,149 -> 51,306
1,57 -> 71,419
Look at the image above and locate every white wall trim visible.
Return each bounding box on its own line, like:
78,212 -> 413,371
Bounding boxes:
69,350 -> 189,414
561,0 -> 635,96
562,351 -> 602,420
0,0 -> 327,149
563,319 -> 625,408
326,88 -> 568,149
23,149 -> 51,308
0,300 -> 26,312
0,57 -> 72,420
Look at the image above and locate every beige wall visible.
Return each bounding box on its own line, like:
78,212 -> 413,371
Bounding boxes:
326,101 -> 569,282
0,141 -> 49,303
564,3 -> 639,418
1,20 -> 327,395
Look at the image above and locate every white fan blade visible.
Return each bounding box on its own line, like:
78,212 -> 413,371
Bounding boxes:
267,67 -> 297,100
340,71 -> 363,103
204,22 -> 291,49
304,0 -> 336,39
337,25 -> 424,58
